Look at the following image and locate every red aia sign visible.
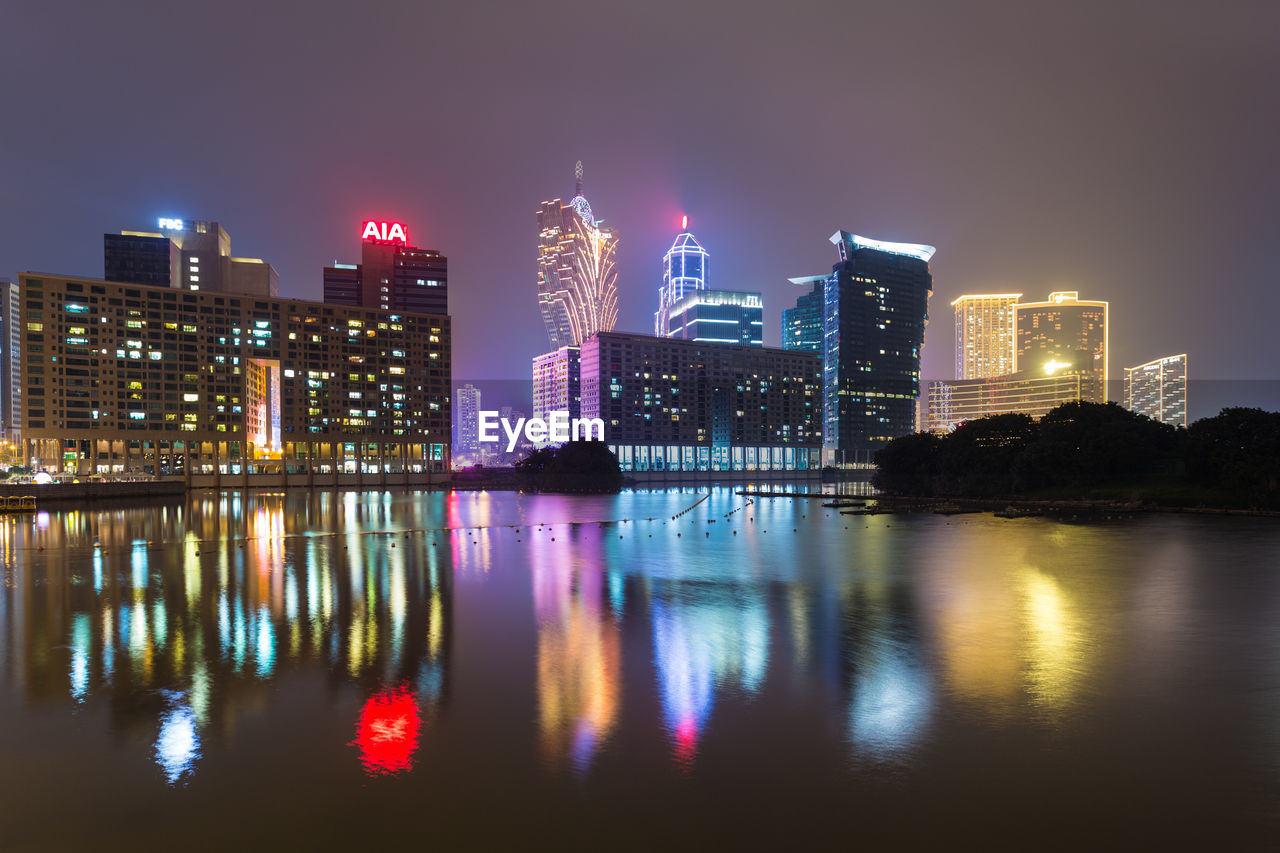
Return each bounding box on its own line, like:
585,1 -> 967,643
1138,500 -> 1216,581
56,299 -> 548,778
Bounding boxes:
362,221 -> 408,244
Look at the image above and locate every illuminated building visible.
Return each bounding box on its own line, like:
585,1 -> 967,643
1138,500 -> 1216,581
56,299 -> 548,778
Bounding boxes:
1014,291 -> 1108,403
104,218 -> 279,297
537,161 -> 619,348
654,219 -> 709,337
454,383 -> 482,462
782,276 -> 824,353
19,273 -> 450,481
533,346 -> 581,426
323,220 -> 448,315
1124,354 -> 1188,427
1,279 -> 19,445
926,372 -> 1084,431
579,331 -> 822,476
807,231 -> 935,464
667,290 -> 763,346
952,293 -> 1021,379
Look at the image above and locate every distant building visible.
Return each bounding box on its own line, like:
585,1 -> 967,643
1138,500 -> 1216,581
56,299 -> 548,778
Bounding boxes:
952,293 -> 1021,379
104,218 -> 279,297
808,232 -> 935,465
654,222 -> 709,337
926,372 -> 1083,432
1,279 -> 19,449
454,384 -> 482,462
323,220 -> 448,315
1015,291 -> 1108,403
667,290 -> 762,346
782,276 -> 824,353
579,331 -> 822,474
1125,354 -> 1188,427
533,346 -> 582,429
537,161 -> 619,348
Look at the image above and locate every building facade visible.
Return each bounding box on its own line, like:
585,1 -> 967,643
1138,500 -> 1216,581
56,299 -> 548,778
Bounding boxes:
952,293 -> 1021,379
925,373 -> 1084,432
666,290 -> 763,346
18,273 -> 450,479
104,219 -> 279,297
323,221 -> 448,315
579,331 -> 822,474
454,383 -> 482,463
1,279 -> 19,452
1014,291 -> 1108,403
1124,354 -> 1188,427
815,232 -> 935,464
537,161 -> 619,348
654,224 -> 709,337
532,346 -> 582,425
782,276 -> 825,353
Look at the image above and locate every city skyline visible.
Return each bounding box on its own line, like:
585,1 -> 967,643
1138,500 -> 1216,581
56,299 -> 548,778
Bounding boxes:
3,2 -> 1275,392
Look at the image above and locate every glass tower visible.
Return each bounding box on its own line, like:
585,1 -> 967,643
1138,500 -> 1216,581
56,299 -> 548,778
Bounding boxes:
1124,354 -> 1187,427
654,222 -> 709,337
783,276 -> 825,353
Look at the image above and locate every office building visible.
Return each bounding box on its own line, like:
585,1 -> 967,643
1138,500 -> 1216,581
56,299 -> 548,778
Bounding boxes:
782,276 -> 824,353
104,218 -> 279,297
667,290 -> 763,346
654,220 -> 709,337
579,331 -> 822,474
1015,291 -> 1108,403
537,161 -> 619,348
926,373 -> 1084,432
323,220 -> 448,315
533,346 -> 582,426
809,231 -> 935,464
953,293 -> 1021,379
454,383 -> 482,463
1125,354 -> 1188,427
18,273 -> 450,480
1,279 -> 19,450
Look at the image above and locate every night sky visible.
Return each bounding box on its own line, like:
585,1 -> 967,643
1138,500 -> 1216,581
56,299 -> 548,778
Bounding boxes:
4,0 -> 1278,388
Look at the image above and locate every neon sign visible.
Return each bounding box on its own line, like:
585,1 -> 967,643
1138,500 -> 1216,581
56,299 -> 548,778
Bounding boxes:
158,218 -> 184,231
362,221 -> 408,244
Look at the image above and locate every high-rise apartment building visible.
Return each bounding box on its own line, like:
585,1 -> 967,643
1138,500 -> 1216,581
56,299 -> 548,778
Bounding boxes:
808,232 -> 935,463
18,272 -> 450,480
654,220 -> 709,337
323,220 -> 448,315
579,331 -> 822,474
537,162 -> 619,348
1015,291 -> 1108,403
454,383 -> 482,462
1,279 -> 19,448
532,346 -> 582,425
953,293 -> 1021,379
1125,354 -> 1188,427
666,290 -> 763,346
104,218 -> 279,297
782,276 -> 825,353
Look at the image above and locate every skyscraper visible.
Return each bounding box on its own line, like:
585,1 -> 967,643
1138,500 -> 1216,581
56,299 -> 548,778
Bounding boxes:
324,220 -> 448,315
454,383 -> 481,462
1014,291 -> 1108,402
814,232 -> 935,463
654,219 -> 709,337
1125,354 -> 1188,427
533,346 -> 582,424
952,293 -> 1021,379
666,290 -> 763,345
1,279 -> 19,447
782,276 -> 825,353
104,218 -> 279,297
537,162 -> 619,348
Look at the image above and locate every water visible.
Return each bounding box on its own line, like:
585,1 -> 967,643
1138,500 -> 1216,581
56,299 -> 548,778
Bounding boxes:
1,488 -> 1278,848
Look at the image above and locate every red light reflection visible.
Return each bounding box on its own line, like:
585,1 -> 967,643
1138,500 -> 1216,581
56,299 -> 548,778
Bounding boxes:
353,685 -> 421,775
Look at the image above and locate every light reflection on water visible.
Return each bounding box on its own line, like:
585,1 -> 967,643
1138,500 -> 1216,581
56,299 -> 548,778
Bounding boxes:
0,488 -> 1278,844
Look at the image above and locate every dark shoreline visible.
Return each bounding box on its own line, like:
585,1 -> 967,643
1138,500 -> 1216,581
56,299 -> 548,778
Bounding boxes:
871,494 -> 1280,518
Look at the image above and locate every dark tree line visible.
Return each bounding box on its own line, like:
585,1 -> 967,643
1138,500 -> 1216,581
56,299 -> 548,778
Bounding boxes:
515,440 -> 623,493
873,403 -> 1280,509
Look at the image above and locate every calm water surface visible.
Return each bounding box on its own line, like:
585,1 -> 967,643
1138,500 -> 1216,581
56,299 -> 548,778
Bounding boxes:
1,488 -> 1278,848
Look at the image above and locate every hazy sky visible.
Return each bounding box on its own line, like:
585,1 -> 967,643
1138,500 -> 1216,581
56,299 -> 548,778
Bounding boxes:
3,0 -> 1278,384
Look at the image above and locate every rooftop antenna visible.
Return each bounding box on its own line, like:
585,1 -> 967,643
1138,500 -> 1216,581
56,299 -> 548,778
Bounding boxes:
575,160 -> 584,196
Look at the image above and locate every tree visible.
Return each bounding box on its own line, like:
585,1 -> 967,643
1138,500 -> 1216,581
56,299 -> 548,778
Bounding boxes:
515,441 -> 623,493
872,432 -> 942,495
1186,408 -> 1280,508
